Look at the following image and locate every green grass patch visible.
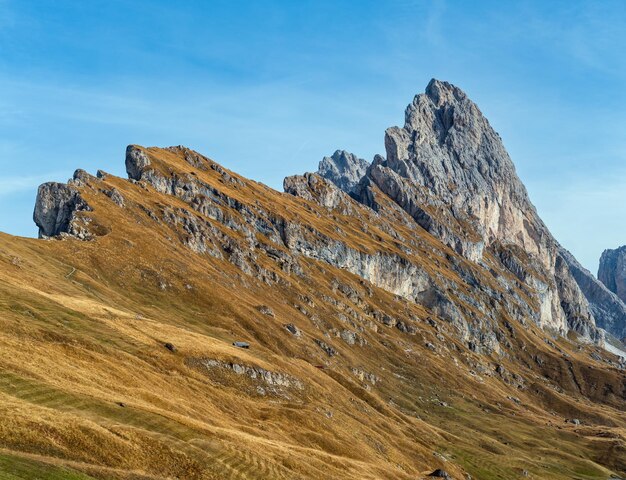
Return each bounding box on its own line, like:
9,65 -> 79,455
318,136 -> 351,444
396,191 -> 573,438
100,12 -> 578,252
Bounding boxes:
0,453 -> 96,480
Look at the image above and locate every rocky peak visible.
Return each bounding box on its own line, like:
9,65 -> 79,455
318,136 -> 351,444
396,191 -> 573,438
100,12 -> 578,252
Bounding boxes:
317,150 -> 369,194
424,78 -> 466,103
301,79 -> 626,341
599,246 -> 626,303
385,78 -> 534,249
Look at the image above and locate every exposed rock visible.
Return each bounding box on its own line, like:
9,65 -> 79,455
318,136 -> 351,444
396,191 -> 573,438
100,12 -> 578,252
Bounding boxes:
376,78 -> 534,257
351,367 -> 380,385
428,469 -> 451,478
70,169 -> 97,186
599,246 -> 626,302
105,187 -> 125,207
561,248 -> 626,339
192,358 -> 303,390
284,323 -> 301,337
339,329 -> 358,345
164,342 -> 177,353
360,164 -> 485,262
126,145 -> 151,181
315,339 -> 338,357
33,182 -> 91,238
257,305 -> 275,317
317,150 -> 369,194
284,173 -> 351,211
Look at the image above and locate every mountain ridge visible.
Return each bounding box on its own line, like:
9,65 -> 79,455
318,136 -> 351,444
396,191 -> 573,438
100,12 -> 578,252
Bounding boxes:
1,79 -> 624,479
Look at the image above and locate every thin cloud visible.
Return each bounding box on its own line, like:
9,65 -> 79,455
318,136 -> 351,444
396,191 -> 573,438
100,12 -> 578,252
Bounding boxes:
423,0 -> 446,48
0,172 -> 66,196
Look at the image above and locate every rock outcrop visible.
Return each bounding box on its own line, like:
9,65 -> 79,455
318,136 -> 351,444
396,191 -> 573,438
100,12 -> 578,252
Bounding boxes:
33,175 -> 91,239
599,246 -> 626,302
317,150 -> 369,194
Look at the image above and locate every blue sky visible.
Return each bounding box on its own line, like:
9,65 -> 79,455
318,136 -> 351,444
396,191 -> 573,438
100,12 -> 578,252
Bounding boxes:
0,0 -> 625,274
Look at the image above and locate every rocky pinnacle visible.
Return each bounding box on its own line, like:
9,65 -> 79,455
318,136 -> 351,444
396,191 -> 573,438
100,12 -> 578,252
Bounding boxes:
317,79 -> 626,341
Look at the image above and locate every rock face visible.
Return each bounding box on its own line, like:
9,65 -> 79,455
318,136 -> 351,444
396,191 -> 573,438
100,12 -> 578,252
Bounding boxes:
561,249 -> 626,340
125,144 -> 152,181
317,150 -> 369,194
33,177 -> 91,238
599,246 -> 626,302
379,79 -> 534,255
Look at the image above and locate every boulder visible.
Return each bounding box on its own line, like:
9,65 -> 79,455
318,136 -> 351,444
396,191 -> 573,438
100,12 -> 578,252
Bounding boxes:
33,182 -> 91,238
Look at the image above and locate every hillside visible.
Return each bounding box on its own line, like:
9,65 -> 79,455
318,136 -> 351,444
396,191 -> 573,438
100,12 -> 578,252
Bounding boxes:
0,80 -> 625,480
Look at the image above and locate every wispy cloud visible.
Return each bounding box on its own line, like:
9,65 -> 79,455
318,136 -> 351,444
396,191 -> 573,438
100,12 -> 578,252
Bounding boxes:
0,172 -> 66,196
423,0 -> 447,48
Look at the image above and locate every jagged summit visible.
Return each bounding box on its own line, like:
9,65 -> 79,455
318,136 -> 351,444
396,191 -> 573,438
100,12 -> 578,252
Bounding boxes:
317,150 -> 369,194
387,78 -> 532,241
315,79 -> 626,341
424,78 -> 468,105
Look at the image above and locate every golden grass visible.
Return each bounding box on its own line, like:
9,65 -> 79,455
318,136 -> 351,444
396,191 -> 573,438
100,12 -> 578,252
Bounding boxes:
0,146 -> 623,479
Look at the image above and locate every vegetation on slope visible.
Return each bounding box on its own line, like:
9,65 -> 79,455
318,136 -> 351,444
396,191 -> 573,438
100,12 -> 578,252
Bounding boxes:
0,146 -> 624,479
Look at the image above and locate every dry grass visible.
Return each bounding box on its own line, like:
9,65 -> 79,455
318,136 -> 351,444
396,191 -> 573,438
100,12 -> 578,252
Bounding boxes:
0,146 -> 623,479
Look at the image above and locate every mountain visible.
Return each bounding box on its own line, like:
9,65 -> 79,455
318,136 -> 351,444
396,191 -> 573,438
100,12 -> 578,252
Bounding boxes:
594,246 -> 626,340
599,246 -> 626,305
317,150 -> 369,195
318,79 -> 626,343
0,80 -> 624,479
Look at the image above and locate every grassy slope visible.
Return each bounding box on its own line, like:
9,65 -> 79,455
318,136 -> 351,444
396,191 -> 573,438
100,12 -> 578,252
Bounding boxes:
0,147 -> 623,479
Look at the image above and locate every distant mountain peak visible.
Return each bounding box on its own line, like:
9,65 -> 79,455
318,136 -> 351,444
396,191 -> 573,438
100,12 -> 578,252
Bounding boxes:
317,150 -> 369,194
599,245 -> 626,305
